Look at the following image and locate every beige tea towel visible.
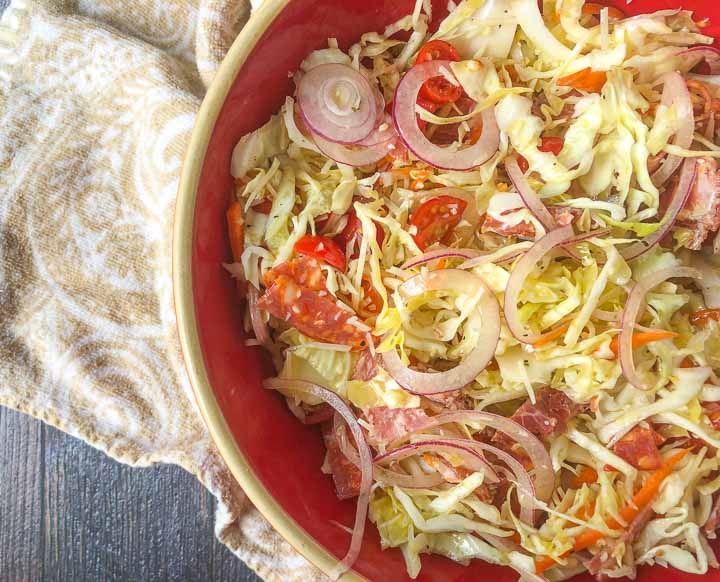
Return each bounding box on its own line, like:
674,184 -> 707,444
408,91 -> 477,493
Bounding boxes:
0,0 -> 324,579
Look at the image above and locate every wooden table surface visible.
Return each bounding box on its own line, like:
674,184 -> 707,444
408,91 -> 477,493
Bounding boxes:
0,2 -> 260,580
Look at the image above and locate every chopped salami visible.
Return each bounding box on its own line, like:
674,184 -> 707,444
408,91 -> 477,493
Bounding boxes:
612,425 -> 664,471
263,256 -> 326,291
705,493 -> 720,539
585,502 -> 654,579
352,349 -> 378,381
365,407 -> 430,445
258,258 -> 367,349
481,206 -> 579,239
423,453 -> 472,484
678,157 -> 720,250
321,422 -> 361,500
510,388 -> 581,438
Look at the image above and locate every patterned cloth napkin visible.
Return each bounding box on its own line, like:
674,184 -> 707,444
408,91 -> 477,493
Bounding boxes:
0,0 -> 323,579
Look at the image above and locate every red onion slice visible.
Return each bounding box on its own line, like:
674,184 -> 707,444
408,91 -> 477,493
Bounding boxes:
401,248 -> 481,270
680,46 -> 720,75
651,72 -> 695,186
247,286 -> 270,345
622,159 -> 697,261
374,440 -> 500,482
619,266 -> 701,389
381,270 -> 500,394
459,244 -> 532,270
505,156 -> 557,231
333,413 -> 444,488
399,411 -> 554,503
504,225 -> 576,344
264,378 -> 371,579
428,437 -> 537,524
298,63 -> 379,144
392,60 -> 500,171
356,114 -> 396,147
311,129 -> 395,167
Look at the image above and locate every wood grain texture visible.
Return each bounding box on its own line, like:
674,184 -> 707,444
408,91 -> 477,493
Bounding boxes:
0,407 -> 262,581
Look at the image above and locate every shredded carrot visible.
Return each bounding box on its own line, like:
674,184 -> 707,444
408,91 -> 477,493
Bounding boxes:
435,258 -> 448,270
533,322 -> 572,348
574,499 -> 596,521
410,179 -> 426,191
581,3 -> 625,19
557,68 -> 607,93
608,330 -> 678,357
535,449 -> 689,574
687,80 -> 713,116
569,466 -> 598,489
466,123 -> 484,145
227,201 -> 245,262
690,308 -> 720,327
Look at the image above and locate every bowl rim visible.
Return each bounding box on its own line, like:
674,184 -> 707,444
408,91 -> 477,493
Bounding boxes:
172,1 -> 364,579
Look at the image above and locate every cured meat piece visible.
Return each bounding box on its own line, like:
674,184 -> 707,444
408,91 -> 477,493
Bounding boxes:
352,349 -> 378,381
264,255 -> 327,291
612,426 -> 664,471
321,422 -> 361,500
510,388 -> 581,438
481,206 -> 578,238
678,157 -> 720,250
366,407 -> 430,445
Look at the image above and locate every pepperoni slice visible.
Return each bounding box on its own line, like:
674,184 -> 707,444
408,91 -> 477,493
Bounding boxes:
321,422 -> 362,500
263,256 -> 326,291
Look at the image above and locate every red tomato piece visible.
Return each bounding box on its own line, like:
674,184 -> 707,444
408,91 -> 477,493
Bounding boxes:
416,96 -> 440,133
410,195 -> 468,250
358,277 -> 384,319
419,77 -> 463,105
517,155 -> 529,173
294,234 -> 346,271
539,136 -> 565,156
334,206 -> 385,258
612,426 -> 663,471
416,40 -> 461,64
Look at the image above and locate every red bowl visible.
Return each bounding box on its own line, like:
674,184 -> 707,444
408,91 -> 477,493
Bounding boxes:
174,1 -> 720,580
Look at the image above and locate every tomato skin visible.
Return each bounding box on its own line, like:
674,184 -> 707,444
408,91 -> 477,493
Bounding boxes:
539,136 -> 565,156
294,235 -> 347,271
517,155 -> 529,173
334,206 -> 385,257
416,97 -> 440,132
419,77 -> 463,104
410,195 -> 468,250
690,308 -> 720,326
359,277 -> 384,319
415,40 -> 461,64
582,2 -> 625,19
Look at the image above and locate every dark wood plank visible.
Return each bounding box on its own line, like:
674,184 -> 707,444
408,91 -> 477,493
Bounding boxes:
0,406 -> 45,582
0,408 -> 262,581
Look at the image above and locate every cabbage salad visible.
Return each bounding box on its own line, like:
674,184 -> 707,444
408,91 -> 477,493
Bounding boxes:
226,0 -> 720,579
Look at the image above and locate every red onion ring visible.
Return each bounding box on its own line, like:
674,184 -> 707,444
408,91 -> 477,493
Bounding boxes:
399,411 -> 554,503
381,270 -> 500,394
505,156 -> 557,231
392,60 -> 500,171
247,286 -> 270,345
374,440 -> 500,482
680,46 -> 720,75
298,63 -> 379,144
504,225 -> 576,344
651,72 -> 695,186
401,248 -> 481,270
264,378 -> 371,579
356,114 -> 396,147
424,436 -> 537,523
592,309 -> 619,322
311,129 -> 395,167
622,159 -> 697,261
619,266 -> 701,389
333,413 -> 444,488
459,244 -> 531,270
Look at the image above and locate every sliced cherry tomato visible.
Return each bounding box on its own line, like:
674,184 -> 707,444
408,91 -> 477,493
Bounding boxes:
557,67 -> 607,93
359,277 -> 384,319
517,155 -> 529,173
419,77 -> 463,104
251,199 -> 273,214
539,136 -> 565,156
415,40 -> 461,64
410,195 -> 468,250
334,206 -> 385,257
416,97 -> 440,133
415,40 -> 463,105
294,235 -> 346,271
581,2 -> 625,19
